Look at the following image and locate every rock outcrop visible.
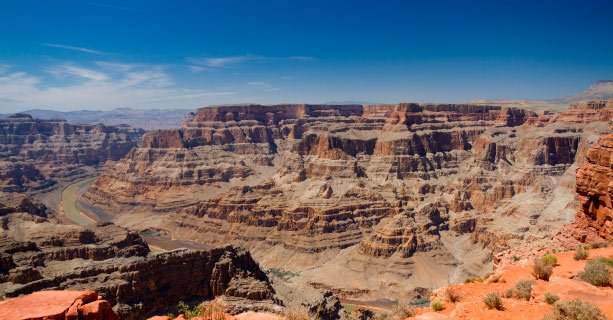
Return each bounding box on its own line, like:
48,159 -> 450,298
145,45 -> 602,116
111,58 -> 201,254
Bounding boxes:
573,133 -> 613,242
0,114 -> 143,195
83,101 -> 613,298
0,290 -> 119,320
0,212 -> 275,319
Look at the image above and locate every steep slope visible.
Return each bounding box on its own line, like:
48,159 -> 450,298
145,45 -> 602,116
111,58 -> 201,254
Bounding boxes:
0,113 -> 143,213
0,212 -> 275,319
84,101 -> 612,300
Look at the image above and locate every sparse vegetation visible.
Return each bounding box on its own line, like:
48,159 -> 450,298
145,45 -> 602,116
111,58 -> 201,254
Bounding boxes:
176,300 -> 226,320
578,259 -> 612,287
590,242 -> 611,249
464,276 -> 484,284
430,300 -> 445,312
504,288 -> 514,298
482,293 -> 503,310
410,297 -> 430,307
541,253 -> 558,266
488,273 -> 505,283
573,246 -> 588,260
444,287 -> 461,303
514,280 -> 536,301
269,268 -> 299,279
590,256 -> 613,267
390,302 -> 414,319
532,256 -> 554,280
512,255 -> 520,262
544,293 -> 560,305
546,299 -> 607,320
284,306 -> 312,320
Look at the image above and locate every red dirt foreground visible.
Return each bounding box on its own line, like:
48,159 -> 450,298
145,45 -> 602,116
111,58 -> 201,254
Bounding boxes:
147,312 -> 283,320
0,290 -> 119,320
412,247 -> 613,320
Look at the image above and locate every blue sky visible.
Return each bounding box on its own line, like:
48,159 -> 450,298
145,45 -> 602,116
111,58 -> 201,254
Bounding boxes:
0,0 -> 612,111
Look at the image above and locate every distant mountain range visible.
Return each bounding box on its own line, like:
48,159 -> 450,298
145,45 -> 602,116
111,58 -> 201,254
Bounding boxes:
554,80 -> 613,103
2,81 -> 611,129
470,80 -> 613,111
0,107 -> 194,130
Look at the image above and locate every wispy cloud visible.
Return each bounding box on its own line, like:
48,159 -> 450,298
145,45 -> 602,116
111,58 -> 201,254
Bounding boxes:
187,54 -> 315,69
42,43 -> 108,55
0,62 -> 234,110
87,2 -> 143,13
247,81 -> 279,92
47,65 -> 108,81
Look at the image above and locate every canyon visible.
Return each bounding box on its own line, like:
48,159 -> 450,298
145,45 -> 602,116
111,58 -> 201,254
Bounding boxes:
1,99 -> 611,319
82,100 -> 613,303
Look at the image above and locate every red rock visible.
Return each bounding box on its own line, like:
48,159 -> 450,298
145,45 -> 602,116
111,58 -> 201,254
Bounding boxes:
0,290 -> 119,320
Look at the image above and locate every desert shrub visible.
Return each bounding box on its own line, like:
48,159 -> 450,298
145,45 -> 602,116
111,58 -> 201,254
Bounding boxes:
541,253 -> 558,266
464,276 -> 483,284
410,297 -> 430,307
504,288 -> 514,298
590,242 -> 611,248
444,287 -> 461,303
532,257 -> 554,280
177,301 -> 202,319
269,268 -> 299,279
430,300 -> 445,311
578,259 -> 611,287
590,256 -> 613,267
284,306 -> 312,320
514,280 -> 536,301
573,246 -> 588,260
544,293 -> 560,305
548,299 -> 607,320
482,293 -> 503,310
166,313 -> 176,319
488,273 -> 505,283
390,302 -> 414,318
512,255 -> 520,262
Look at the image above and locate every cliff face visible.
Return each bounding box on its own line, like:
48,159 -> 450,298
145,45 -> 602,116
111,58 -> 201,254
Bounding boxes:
84,101 -> 613,298
574,133 -> 613,241
0,213 -> 275,319
0,114 -> 143,194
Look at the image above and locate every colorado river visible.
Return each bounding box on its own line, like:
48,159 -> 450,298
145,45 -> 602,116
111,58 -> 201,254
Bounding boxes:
59,177 -> 98,226
58,177 -> 209,252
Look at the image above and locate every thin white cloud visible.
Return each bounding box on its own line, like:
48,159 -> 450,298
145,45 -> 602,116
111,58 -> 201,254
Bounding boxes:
42,43 -> 108,55
0,62 -> 235,111
187,54 -> 315,69
47,65 -> 109,81
247,81 -> 279,92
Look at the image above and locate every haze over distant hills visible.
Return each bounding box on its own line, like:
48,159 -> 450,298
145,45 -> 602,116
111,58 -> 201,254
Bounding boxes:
0,107 -> 194,130
471,80 -> 613,111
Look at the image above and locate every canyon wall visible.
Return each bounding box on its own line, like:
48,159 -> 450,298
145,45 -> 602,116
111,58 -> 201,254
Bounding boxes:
0,211 -> 275,319
84,101 -> 613,298
0,113 -> 143,200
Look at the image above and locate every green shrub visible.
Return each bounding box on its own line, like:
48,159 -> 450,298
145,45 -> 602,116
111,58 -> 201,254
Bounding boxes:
541,253 -> 558,266
532,257 -> 554,280
590,256 -> 613,267
573,246 -> 588,260
578,259 -> 611,287
544,293 -> 560,305
514,280 -> 536,300
482,293 -> 503,310
590,242 -> 611,249
430,300 -> 445,311
549,299 -> 607,320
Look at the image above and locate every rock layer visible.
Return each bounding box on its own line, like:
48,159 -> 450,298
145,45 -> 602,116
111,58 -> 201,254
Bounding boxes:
84,101 -> 613,297
574,133 -> 613,241
0,212 -> 275,320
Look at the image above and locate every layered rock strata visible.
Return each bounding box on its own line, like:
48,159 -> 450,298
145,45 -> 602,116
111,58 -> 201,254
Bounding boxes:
573,133 -> 613,241
0,212 -> 275,319
84,101 -> 613,297
0,113 -> 143,196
